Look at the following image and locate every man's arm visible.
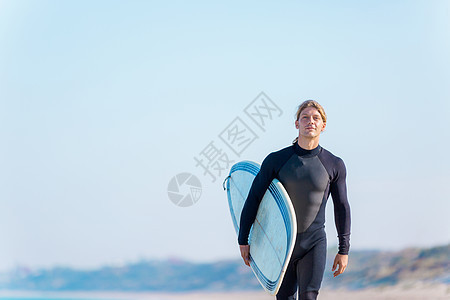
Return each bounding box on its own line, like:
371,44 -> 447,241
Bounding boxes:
330,158 -> 351,276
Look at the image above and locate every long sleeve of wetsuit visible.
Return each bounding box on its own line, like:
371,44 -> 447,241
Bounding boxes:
329,158 -> 351,255
238,154 -> 276,245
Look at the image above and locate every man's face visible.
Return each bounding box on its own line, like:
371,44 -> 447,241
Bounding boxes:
295,107 -> 326,139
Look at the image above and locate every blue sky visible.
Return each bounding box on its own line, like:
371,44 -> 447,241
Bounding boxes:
0,0 -> 449,271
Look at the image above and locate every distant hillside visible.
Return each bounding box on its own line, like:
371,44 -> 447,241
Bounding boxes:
0,260 -> 259,292
323,244 -> 450,289
1,244 -> 448,292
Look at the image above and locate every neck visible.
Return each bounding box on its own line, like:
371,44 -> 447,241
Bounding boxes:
297,136 -> 320,150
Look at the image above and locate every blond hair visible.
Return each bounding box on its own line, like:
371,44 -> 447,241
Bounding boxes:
293,100 -> 327,144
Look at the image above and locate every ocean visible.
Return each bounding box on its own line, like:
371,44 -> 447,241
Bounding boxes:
0,294 -> 171,300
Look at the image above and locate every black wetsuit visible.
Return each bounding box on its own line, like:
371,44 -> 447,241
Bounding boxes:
238,143 -> 351,300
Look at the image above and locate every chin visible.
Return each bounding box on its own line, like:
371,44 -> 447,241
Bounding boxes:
302,132 -> 317,137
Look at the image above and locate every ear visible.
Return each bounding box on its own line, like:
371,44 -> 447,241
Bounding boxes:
321,122 -> 326,132
295,120 -> 299,129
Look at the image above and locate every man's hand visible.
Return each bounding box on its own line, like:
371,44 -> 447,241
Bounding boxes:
332,254 -> 348,277
239,245 -> 250,267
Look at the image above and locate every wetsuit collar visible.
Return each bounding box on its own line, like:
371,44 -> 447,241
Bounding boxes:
293,142 -> 321,157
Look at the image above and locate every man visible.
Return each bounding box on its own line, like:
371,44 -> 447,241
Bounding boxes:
238,100 -> 351,300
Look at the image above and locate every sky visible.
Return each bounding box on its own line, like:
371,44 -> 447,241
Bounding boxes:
0,0 -> 449,271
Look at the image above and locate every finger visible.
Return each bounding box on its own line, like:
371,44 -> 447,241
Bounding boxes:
244,254 -> 250,266
332,259 -> 337,271
333,262 -> 340,277
240,247 -> 247,257
333,264 -> 346,277
241,249 -> 250,266
242,254 -> 248,265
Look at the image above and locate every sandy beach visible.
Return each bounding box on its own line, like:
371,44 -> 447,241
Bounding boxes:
130,284 -> 450,300
146,284 -> 449,300
1,284 -> 449,300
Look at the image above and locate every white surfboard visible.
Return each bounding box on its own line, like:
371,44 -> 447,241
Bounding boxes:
224,161 -> 297,295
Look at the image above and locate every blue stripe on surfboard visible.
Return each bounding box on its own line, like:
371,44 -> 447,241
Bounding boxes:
227,161 -> 258,234
226,161 -> 295,292
227,161 -> 260,234
226,176 -> 240,234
